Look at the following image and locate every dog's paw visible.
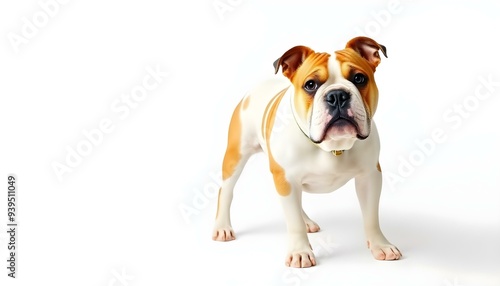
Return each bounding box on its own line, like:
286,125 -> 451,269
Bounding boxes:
305,220 -> 320,233
212,226 -> 235,241
302,211 -> 320,233
367,240 -> 402,260
285,249 -> 317,268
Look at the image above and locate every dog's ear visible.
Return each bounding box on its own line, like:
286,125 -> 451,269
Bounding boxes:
273,46 -> 315,79
345,37 -> 387,69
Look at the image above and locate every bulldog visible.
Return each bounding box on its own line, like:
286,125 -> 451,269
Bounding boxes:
212,37 -> 401,267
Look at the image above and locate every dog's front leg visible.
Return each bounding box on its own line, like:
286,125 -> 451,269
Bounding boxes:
355,170 -> 402,260
279,185 -> 316,268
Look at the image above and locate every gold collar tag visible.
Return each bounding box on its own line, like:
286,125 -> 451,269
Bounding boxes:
332,150 -> 344,156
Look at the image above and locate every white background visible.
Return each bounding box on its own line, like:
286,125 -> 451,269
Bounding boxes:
1,0 -> 499,285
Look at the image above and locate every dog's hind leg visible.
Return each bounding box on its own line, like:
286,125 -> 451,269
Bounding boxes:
212,98 -> 260,241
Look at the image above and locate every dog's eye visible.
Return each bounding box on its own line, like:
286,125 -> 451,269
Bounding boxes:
304,80 -> 318,93
352,73 -> 367,86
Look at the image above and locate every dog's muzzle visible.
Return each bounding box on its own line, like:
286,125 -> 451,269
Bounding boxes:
325,89 -> 363,136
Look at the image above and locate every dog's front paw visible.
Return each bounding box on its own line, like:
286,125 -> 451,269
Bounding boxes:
367,240 -> 402,260
212,226 -> 235,241
285,249 -> 316,268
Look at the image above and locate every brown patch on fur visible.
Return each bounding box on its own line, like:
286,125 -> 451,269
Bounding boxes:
345,37 -> 387,70
291,52 -> 330,121
241,95 -> 251,110
222,100 -> 243,180
262,88 -> 291,196
377,162 -> 382,172
335,48 -> 379,117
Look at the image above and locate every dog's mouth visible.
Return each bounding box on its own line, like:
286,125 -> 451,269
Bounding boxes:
311,117 -> 367,143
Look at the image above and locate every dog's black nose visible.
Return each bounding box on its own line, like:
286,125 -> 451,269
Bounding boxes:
326,90 -> 350,109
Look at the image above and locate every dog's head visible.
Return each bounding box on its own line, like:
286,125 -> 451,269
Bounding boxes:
273,37 -> 387,151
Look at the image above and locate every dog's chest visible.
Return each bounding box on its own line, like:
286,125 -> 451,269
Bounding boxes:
297,151 -> 361,193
